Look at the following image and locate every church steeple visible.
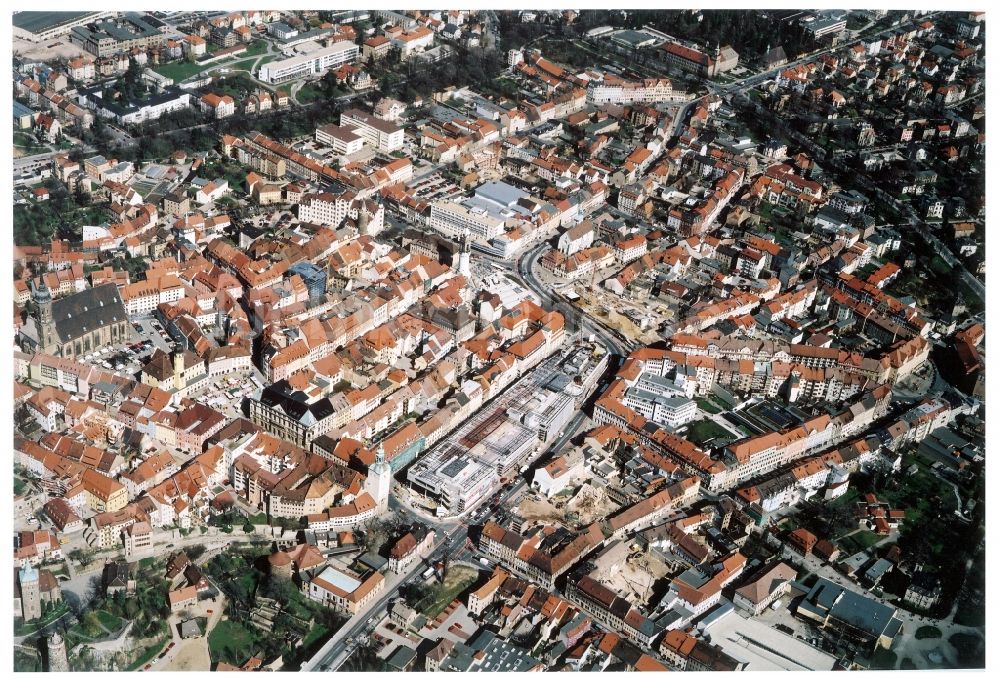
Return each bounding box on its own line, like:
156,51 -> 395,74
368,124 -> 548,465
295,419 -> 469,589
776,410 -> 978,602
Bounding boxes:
33,278 -> 56,351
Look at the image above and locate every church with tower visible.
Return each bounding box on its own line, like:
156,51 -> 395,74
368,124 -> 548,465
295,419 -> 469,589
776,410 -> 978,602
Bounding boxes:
20,279 -> 131,359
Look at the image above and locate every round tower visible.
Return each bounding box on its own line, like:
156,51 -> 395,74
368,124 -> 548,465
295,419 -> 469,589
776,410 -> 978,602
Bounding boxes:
267,551 -> 293,580
46,633 -> 70,673
458,228 -> 472,278
33,280 -> 57,351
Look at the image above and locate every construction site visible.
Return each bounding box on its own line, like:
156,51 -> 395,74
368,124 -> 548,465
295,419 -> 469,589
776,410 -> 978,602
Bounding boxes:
516,480 -> 618,531
590,539 -> 674,608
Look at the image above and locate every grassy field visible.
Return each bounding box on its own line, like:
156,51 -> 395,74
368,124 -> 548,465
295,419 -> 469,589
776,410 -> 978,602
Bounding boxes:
301,623 -> 332,648
695,398 -> 723,414
953,602 -> 985,627
296,83 -> 325,103
869,647 -> 898,670
412,565 -> 479,619
208,619 -> 256,664
125,637 -> 168,671
685,418 -> 733,445
14,130 -> 45,150
96,610 -> 125,633
916,625 -> 942,640
14,601 -> 70,635
154,40 -> 270,82
837,529 -> 884,555
241,40 -> 269,58
153,59 -> 209,82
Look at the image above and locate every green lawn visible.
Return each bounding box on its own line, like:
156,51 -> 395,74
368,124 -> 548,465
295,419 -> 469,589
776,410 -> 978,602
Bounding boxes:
14,601 -> 70,635
949,633 -> 985,668
412,566 -> 479,619
686,418 -> 733,445
829,487 -> 861,509
239,40 -> 269,58
208,619 -> 257,664
301,623 -> 331,648
223,57 -> 261,73
929,255 -> 952,275
14,131 -> 45,150
695,398 -> 723,414
953,603 -> 985,627
296,84 -> 325,103
125,637 -> 168,671
153,60 -> 210,82
916,625 -> 942,640
837,530 -> 884,555
14,648 -> 42,672
96,610 -> 125,633
870,647 -> 898,670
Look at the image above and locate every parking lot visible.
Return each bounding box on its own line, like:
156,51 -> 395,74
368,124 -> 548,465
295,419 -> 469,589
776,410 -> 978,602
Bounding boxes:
78,330 -> 159,379
133,317 -> 179,353
191,370 -> 265,421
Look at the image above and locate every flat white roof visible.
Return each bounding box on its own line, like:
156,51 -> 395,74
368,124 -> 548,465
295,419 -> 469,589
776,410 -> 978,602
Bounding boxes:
704,612 -> 837,672
317,566 -> 361,594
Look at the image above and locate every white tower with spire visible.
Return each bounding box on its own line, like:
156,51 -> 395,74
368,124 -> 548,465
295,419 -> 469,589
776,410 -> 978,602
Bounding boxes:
365,441 -> 392,512
458,228 -> 472,278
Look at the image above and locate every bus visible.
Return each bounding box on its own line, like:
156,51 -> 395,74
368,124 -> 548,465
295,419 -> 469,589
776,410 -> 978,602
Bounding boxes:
422,567 -> 435,581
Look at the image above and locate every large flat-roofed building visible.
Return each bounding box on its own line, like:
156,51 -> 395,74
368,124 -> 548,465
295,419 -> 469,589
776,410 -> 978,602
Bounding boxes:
315,124 -> 365,156
70,12 -> 166,57
429,200 -> 505,242
13,11 -> 115,43
257,41 -> 360,84
340,108 -> 404,153
796,577 -> 903,650
800,11 -> 848,39
700,609 -> 837,671
84,88 -> 191,125
407,450 -> 499,517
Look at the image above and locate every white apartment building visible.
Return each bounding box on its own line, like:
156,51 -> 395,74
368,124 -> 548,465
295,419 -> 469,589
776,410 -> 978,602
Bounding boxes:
258,41 -> 360,84
391,26 -> 434,59
92,90 -> 191,125
120,275 -> 185,315
340,108 -> 404,153
298,192 -> 351,227
429,200 -> 505,242
624,373 -> 699,430
612,234 -> 648,264
315,124 -> 366,155
586,78 -> 675,105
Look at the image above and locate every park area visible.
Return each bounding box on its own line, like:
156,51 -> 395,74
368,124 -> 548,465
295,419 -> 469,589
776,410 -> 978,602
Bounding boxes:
685,418 -> 734,446
408,565 -> 479,620
208,619 -> 256,666
153,41 -> 271,83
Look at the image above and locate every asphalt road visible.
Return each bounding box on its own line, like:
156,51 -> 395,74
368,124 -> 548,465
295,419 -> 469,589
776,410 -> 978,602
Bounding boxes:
303,472 -> 532,672
515,243 -> 632,358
